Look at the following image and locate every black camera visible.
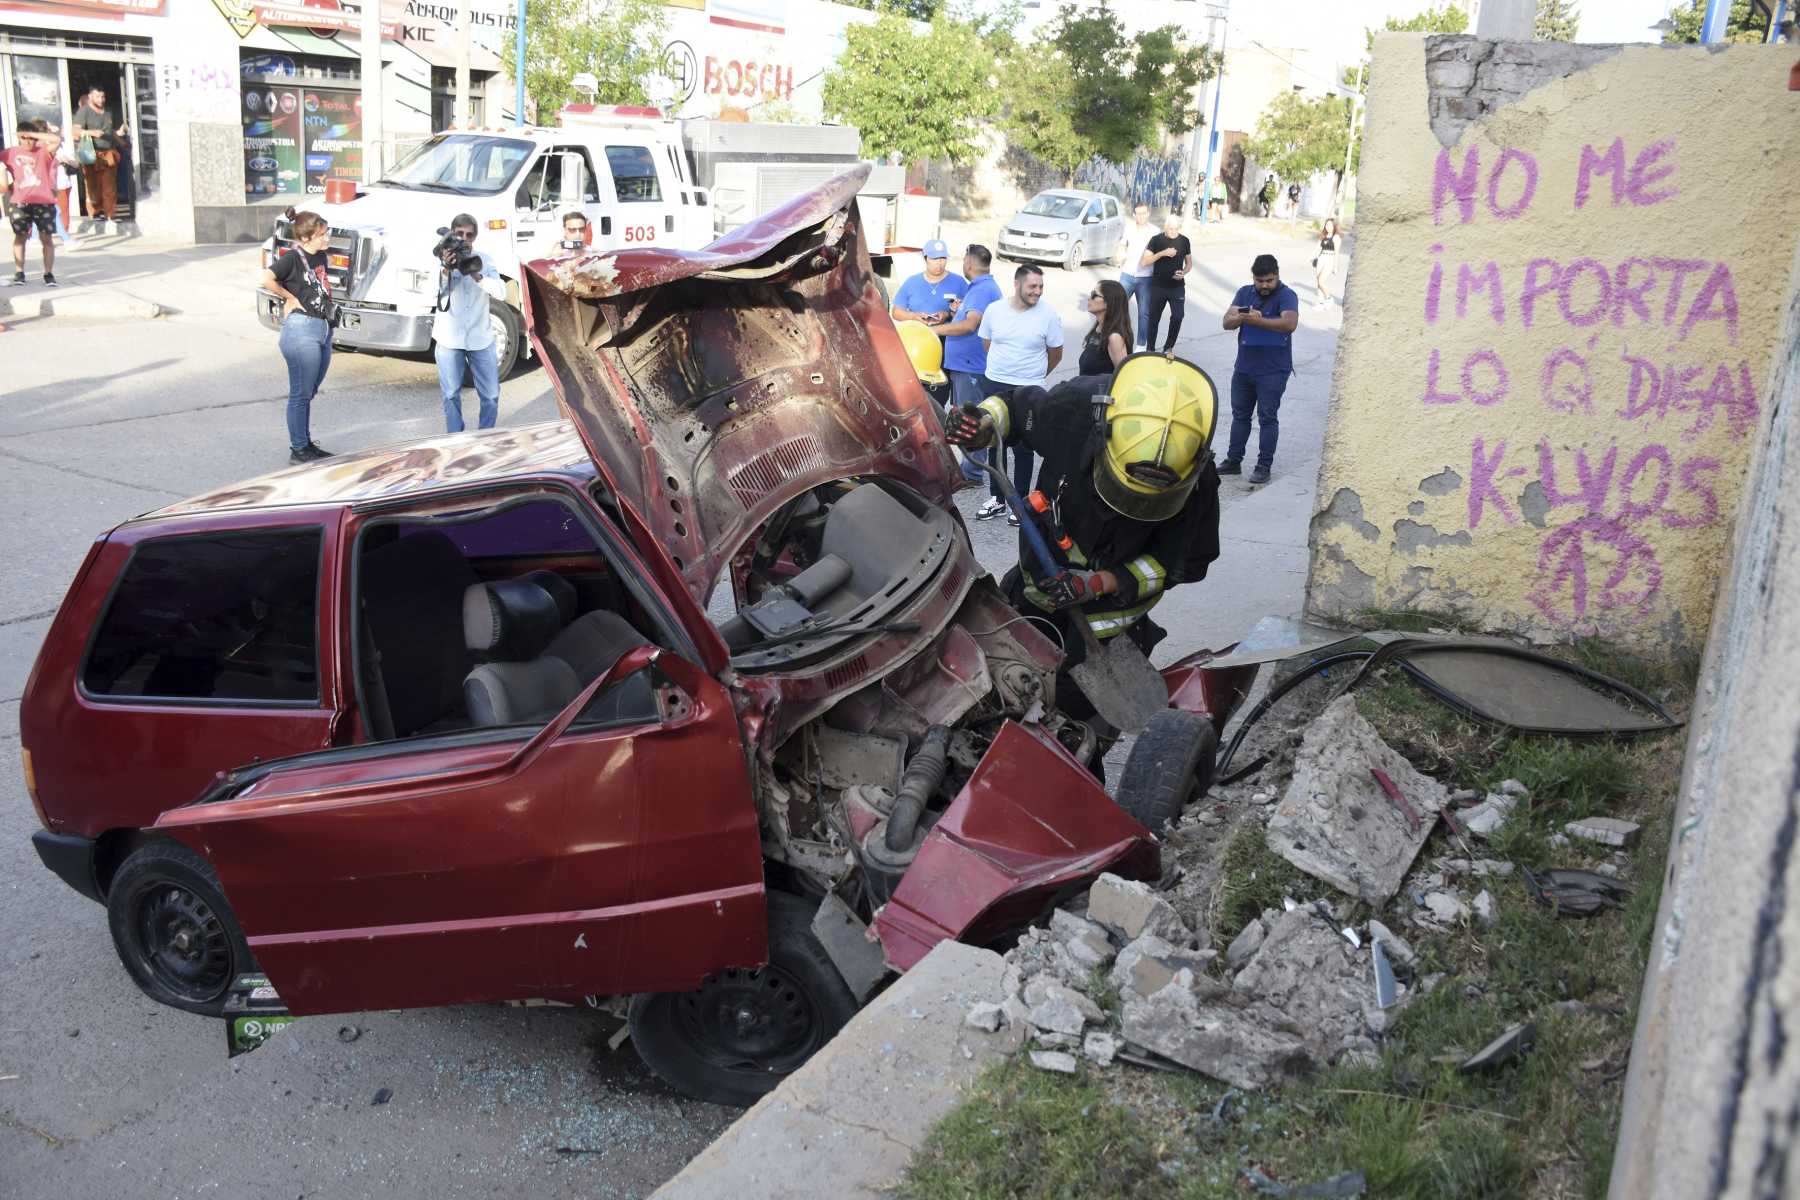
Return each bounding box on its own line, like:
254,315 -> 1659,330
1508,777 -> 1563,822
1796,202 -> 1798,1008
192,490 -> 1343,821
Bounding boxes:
433,226 -> 482,277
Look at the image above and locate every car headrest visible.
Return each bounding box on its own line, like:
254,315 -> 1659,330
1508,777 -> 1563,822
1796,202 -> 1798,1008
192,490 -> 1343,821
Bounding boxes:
520,569 -> 577,625
463,579 -> 563,660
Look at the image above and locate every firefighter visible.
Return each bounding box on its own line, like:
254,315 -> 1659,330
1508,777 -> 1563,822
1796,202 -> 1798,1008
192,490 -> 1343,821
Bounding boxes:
944,355 -> 1221,717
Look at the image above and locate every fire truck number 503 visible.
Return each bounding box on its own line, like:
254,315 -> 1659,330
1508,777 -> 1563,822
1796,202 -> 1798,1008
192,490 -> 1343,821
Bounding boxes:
623,224 -> 658,243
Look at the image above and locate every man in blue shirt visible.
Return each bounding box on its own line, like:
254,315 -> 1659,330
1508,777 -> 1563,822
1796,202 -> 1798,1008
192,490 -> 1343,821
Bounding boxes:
890,238 -> 966,327
1220,253 -> 1299,485
930,244 -> 1005,501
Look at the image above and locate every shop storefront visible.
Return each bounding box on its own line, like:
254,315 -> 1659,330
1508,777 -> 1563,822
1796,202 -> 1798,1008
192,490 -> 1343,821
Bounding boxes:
0,22 -> 161,228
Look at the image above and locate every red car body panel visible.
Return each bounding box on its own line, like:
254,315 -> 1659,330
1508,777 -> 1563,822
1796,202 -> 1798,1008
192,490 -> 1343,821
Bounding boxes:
1161,649 -> 1260,737
522,163 -> 964,609
872,722 -> 1161,971
22,506 -> 349,839
156,650 -> 768,1013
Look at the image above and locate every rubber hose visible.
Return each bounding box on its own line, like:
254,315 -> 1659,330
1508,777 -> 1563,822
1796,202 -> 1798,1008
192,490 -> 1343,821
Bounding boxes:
885,725 -> 951,853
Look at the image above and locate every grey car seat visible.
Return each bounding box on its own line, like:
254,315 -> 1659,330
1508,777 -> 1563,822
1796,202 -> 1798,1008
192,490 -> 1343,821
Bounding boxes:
462,577 -> 650,726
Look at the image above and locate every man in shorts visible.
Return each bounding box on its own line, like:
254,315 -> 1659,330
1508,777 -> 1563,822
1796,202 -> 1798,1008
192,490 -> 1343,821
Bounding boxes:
2,120 -> 61,287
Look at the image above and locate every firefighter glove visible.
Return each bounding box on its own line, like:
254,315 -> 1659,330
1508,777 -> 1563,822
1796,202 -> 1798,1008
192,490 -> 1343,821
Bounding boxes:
945,404 -> 994,449
1042,569 -> 1111,610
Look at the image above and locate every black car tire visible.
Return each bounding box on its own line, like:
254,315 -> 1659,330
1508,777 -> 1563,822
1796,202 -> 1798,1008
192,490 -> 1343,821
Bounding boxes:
489,296 -> 526,379
628,890 -> 859,1106
107,840 -> 255,1017
1115,709 -> 1219,831
1065,239 -> 1084,271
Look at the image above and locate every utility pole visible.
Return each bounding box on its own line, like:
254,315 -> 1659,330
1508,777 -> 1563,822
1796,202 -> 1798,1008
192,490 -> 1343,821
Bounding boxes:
1474,0 -> 1533,40
455,0 -> 472,126
1195,2 -> 1228,224
515,0 -> 526,126
1339,60 -> 1364,216
361,0 -> 384,183
1700,0 -> 1731,41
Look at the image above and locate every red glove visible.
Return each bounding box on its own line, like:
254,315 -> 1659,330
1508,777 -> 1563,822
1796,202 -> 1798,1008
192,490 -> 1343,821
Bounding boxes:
1042,569 -> 1111,610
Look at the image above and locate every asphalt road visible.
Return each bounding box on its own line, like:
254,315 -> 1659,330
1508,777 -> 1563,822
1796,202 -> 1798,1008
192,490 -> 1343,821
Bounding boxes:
0,217 -> 1338,1198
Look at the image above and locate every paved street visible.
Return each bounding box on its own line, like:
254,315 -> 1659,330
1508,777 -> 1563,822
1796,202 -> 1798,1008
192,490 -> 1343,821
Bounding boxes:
0,217 -> 1338,1198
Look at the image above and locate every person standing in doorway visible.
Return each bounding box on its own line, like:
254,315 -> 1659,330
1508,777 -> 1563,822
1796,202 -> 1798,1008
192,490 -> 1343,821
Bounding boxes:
890,239 -> 966,327
976,264 -> 1064,519
932,244 -> 1006,506
72,86 -> 124,235
1116,202 -> 1157,350
3,121 -> 61,287
260,208 -> 336,463
1220,253 -> 1300,485
434,212 -> 507,433
1141,213 -> 1192,354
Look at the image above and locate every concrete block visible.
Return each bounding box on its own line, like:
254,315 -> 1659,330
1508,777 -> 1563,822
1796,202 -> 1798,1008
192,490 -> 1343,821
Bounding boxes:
1087,873 -> 1192,945
1566,817 -> 1641,848
1426,59 -> 1477,91
1226,919 -> 1267,969
653,940 -> 1013,1200
1109,933 -> 1219,1000
1029,1050 -> 1079,1074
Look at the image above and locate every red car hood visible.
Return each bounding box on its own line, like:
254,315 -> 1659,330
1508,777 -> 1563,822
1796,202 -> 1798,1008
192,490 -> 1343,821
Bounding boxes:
521,165 -> 963,607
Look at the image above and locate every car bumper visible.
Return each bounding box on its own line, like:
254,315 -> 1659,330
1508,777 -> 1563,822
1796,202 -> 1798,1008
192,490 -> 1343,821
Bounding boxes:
254,293 -> 434,354
32,829 -> 103,903
997,238 -> 1067,263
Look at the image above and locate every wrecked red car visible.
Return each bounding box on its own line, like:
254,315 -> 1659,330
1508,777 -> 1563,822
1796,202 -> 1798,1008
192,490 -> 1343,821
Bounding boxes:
21,168 -> 1246,1104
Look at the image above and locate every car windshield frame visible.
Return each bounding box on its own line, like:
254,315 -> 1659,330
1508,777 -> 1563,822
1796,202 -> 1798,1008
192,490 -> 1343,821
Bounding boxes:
1020,193 -> 1088,220
378,134 -> 535,196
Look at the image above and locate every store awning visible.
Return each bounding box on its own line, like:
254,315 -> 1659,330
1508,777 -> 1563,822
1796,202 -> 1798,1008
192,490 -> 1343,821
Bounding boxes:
272,28 -> 360,60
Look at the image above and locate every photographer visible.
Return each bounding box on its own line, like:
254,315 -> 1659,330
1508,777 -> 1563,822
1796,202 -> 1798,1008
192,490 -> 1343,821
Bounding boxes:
433,212 -> 507,433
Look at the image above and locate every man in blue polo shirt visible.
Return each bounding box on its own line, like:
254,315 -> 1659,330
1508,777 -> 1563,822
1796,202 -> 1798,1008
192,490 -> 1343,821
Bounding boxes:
891,238 -> 966,327
930,244 -> 1006,502
1220,253 -> 1299,485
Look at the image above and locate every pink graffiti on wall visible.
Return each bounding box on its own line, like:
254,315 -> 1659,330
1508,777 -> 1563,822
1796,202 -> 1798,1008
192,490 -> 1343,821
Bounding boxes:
1407,136 -> 1765,629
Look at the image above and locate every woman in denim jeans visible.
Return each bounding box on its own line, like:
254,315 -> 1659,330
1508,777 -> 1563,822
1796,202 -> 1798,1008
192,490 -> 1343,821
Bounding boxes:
260,208 -> 336,464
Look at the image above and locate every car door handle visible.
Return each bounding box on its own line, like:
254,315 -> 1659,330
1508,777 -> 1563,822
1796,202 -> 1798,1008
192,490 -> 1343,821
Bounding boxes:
517,230 -> 535,239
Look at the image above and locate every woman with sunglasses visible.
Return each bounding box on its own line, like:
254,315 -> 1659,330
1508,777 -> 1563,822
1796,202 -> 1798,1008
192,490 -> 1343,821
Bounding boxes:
1079,279 -> 1133,375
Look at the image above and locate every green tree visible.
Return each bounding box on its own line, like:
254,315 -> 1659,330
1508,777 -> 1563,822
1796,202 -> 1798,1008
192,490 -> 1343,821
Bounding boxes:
1242,92 -> 1356,205
1535,0 -> 1580,42
1345,3 -> 1470,90
1660,0 -> 1766,43
821,14 -> 1002,164
506,0 -> 667,117
838,0 -> 943,18
999,1 -> 1220,174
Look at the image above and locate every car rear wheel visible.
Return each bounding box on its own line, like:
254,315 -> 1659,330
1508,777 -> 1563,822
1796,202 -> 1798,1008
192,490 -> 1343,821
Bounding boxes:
1065,239 -> 1085,271
489,297 -> 525,379
1115,709 -> 1218,831
628,891 -> 858,1106
106,840 -> 254,1017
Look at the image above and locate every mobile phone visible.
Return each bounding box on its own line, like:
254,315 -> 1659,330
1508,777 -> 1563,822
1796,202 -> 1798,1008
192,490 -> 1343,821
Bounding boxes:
1237,305 -> 1253,314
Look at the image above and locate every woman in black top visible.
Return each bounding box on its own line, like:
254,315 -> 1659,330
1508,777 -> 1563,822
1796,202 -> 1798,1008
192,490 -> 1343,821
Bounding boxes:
1314,217 -> 1340,307
1139,213 -> 1192,354
259,208 -> 336,464
1079,279 -> 1132,375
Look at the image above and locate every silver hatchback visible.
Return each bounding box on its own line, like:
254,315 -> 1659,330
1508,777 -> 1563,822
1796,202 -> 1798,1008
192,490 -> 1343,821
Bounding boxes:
997,189 -> 1125,271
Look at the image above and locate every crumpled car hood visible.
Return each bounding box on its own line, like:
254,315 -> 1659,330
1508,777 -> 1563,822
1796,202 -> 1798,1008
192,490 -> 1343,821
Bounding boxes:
521,165 -> 962,607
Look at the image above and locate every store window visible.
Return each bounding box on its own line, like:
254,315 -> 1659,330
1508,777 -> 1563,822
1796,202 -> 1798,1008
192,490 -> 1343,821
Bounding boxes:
241,52 -> 364,197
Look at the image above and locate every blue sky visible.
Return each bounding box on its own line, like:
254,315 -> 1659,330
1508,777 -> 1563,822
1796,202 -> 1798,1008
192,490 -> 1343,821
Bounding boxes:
1578,0 -> 1675,43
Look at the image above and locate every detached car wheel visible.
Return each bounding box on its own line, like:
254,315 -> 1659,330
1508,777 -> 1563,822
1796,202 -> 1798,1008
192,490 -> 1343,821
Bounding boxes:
106,841 -> 254,1016
1115,709 -> 1219,831
628,891 -> 858,1106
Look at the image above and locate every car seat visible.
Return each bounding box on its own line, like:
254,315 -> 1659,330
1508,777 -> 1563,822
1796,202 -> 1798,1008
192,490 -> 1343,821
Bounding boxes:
360,531 -> 479,739
462,577 -> 650,726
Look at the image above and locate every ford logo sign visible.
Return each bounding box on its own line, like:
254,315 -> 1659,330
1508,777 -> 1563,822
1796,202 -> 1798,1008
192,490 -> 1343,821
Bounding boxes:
248,156 -> 279,173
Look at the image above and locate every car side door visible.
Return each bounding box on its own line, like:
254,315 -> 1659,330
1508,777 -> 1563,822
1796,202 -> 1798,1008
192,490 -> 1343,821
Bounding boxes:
597,140 -> 679,250
155,647 -> 767,1015
1103,198 -> 1123,256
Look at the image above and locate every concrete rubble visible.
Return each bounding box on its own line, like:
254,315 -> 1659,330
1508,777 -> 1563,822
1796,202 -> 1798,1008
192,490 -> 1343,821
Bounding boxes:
1566,817 -> 1642,848
1264,696 -> 1450,903
1088,873 -> 1194,945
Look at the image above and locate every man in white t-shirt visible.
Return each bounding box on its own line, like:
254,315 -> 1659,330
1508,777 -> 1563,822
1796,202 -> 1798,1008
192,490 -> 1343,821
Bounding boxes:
1116,202 -> 1157,350
971,264 -> 1063,514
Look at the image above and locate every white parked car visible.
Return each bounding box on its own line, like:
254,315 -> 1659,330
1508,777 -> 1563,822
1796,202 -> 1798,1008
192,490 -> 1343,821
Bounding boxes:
997,188 -> 1125,272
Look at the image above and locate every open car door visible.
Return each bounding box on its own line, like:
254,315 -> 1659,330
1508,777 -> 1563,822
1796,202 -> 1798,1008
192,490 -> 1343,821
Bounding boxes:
154,648 -> 766,1015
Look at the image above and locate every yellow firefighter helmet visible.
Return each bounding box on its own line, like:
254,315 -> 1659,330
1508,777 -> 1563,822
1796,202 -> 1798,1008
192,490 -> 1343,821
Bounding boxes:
1093,353 -> 1218,522
895,319 -> 948,386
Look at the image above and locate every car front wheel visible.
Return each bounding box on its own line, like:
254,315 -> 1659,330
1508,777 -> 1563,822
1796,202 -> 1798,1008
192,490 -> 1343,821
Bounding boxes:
1065,239 -> 1085,271
106,840 -> 255,1017
628,890 -> 859,1106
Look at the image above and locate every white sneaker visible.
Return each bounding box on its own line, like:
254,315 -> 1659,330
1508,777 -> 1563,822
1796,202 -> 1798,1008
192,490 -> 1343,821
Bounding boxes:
975,497 -> 1007,521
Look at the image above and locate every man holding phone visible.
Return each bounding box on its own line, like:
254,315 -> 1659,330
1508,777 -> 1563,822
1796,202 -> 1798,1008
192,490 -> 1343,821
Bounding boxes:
891,239 -> 966,327
1220,253 -> 1299,485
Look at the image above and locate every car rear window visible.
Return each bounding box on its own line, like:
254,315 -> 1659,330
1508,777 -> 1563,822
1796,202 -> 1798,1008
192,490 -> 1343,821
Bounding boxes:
83,529 -> 323,703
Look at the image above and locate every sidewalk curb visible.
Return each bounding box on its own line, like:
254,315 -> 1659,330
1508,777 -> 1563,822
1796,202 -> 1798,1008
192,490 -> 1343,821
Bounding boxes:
653,940 -> 1019,1200
0,289 -> 166,321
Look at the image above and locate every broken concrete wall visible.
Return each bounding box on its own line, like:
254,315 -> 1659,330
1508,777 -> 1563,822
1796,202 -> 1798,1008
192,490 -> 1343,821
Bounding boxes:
1306,35 -> 1800,654
1609,222 -> 1800,1199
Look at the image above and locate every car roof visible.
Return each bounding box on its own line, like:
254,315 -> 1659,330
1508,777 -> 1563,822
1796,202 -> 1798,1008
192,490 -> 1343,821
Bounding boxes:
1030,189 -> 1107,202
148,422 -> 596,519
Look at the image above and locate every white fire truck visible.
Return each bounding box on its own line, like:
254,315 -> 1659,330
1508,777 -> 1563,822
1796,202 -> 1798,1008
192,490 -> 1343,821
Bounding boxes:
257,107 -> 919,377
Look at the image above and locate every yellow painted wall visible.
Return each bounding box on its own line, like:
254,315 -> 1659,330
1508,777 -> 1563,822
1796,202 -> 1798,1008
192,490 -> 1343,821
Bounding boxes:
1307,36 -> 1800,651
